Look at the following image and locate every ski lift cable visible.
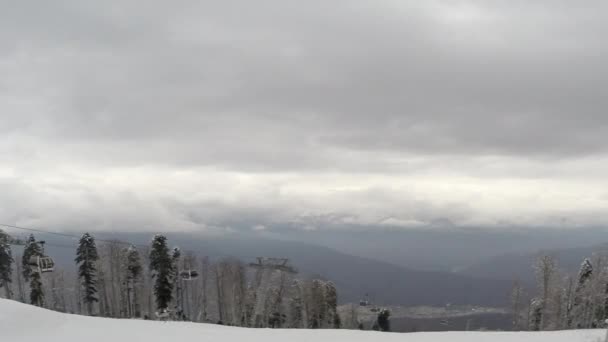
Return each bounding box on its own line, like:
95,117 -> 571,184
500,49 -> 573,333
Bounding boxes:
0,223 -> 149,249
8,240 -> 76,250
0,222 -> 209,253
3,222 -> 302,277
0,222 -> 292,261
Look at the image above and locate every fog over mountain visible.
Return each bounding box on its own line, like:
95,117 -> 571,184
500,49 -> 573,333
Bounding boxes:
274,227 -> 608,272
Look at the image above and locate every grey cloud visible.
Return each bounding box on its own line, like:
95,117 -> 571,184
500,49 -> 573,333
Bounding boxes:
1,1 -> 608,231
1,1 -> 608,169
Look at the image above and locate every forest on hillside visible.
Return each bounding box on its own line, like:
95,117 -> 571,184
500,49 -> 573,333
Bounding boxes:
0,229 -> 366,330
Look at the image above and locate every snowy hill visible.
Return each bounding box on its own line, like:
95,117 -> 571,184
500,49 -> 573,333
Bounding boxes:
0,299 -> 604,342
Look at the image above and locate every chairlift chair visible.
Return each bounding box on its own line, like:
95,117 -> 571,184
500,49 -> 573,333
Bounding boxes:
179,270 -> 199,281
28,255 -> 55,273
39,256 -> 55,272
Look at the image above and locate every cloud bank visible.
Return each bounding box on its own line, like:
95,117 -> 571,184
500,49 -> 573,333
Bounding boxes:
1,1 -> 608,233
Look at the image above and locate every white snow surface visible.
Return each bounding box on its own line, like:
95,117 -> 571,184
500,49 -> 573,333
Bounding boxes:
0,299 -> 604,342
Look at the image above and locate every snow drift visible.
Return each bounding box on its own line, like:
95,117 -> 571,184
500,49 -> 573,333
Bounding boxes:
0,299 -> 604,342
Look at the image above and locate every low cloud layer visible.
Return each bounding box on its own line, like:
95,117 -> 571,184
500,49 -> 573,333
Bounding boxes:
1,1 -> 608,233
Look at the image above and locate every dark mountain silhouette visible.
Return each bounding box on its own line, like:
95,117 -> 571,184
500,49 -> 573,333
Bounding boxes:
32,232 -> 511,307
459,242 -> 608,287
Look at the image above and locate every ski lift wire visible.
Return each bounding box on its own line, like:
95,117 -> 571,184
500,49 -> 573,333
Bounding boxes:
0,222 -> 292,261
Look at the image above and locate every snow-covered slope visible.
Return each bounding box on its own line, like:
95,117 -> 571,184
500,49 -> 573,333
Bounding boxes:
0,299 -> 604,342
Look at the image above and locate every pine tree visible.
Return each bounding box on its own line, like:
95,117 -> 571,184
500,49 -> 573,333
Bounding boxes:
530,298 -> 543,331
125,245 -> 143,317
171,246 -> 182,316
75,232 -> 99,315
288,281 -> 304,328
308,279 -> 326,328
377,308 -> 391,332
171,247 -> 181,274
21,234 -> 42,282
570,258 -> 593,328
510,279 -> 524,330
29,271 -> 44,307
575,259 -> 593,296
534,255 -> 556,330
0,229 -> 14,298
324,282 -> 340,328
149,235 -> 174,313
22,234 -> 44,306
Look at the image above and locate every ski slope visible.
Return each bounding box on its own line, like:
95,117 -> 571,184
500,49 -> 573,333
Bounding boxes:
0,299 -> 604,342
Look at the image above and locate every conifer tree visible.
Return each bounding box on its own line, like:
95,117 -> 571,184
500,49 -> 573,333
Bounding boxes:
534,255 -> 556,330
21,234 -> 42,282
570,258 -> 593,328
0,229 -> 14,298
29,271 -> 44,307
308,279 -> 325,328
575,259 -> 593,295
288,281 -> 304,328
149,235 -> 173,312
171,246 -> 182,314
125,245 -> 143,317
530,299 -> 543,331
22,234 -> 44,306
324,282 -> 340,328
75,232 -> 99,315
377,308 -> 391,332
171,247 -> 181,273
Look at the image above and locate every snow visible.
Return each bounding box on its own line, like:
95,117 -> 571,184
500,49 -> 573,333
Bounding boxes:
0,299 -> 604,342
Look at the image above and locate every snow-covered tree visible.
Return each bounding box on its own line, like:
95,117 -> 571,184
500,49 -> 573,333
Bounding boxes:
0,229 -> 14,298
288,281 -> 304,328
568,258 -> 593,328
534,255 -> 557,330
376,308 -> 391,332
75,232 -> 99,315
21,234 -> 42,282
29,271 -> 44,307
13,252 -> 26,302
171,246 -> 182,314
149,235 -> 173,312
324,282 -> 340,328
510,279 -> 525,330
562,276 -> 575,330
529,298 -> 543,331
125,245 -> 143,317
575,259 -> 593,298
199,256 -> 210,322
177,251 -> 199,321
306,279 -> 327,329
267,285 -> 287,328
22,234 -> 44,306
341,303 -> 360,330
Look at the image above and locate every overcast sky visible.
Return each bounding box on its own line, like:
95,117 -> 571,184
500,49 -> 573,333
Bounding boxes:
1,1 -> 607,234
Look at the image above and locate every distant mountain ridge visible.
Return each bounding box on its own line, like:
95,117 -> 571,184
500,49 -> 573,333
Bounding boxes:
458,242 -> 608,287
35,232 -> 512,307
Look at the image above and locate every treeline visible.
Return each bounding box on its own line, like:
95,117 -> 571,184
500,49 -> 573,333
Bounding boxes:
512,254 -> 608,331
0,229 -> 341,329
